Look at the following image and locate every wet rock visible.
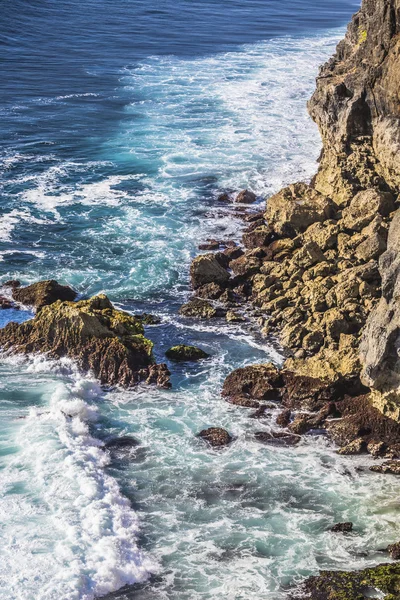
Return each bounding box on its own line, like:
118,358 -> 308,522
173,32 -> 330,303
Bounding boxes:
144,363 -> 171,389
12,279 -> 77,310
0,296 -> 14,309
292,562 -> 400,600
198,239 -> 220,250
337,438 -> 367,455
222,363 -> 282,402
370,461 -> 400,475
0,293 -> 170,388
254,431 -> 301,446
217,192 -> 231,203
330,522 -> 353,533
227,396 -> 261,409
195,282 -> 225,300
225,310 -> 245,323
4,280 -> 20,288
179,298 -> 223,319
276,409 -> 292,427
222,246 -> 244,263
235,189 -> 257,204
165,345 -> 209,361
387,543 -> 400,560
265,183 -> 336,237
198,427 -> 232,447
134,313 -> 161,325
190,253 -> 230,289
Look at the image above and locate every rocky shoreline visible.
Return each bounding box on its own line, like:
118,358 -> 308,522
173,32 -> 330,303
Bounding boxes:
2,0 -> 400,597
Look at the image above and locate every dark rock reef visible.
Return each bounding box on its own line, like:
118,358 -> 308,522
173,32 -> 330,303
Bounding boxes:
0,292 -> 170,388
165,345 -> 210,361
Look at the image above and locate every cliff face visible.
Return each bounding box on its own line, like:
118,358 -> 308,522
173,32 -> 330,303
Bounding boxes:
309,0 -> 400,206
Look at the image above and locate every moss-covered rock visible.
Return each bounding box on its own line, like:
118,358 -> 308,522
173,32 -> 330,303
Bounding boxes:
0,294 -> 170,388
165,345 -> 209,361
292,563 -> 400,600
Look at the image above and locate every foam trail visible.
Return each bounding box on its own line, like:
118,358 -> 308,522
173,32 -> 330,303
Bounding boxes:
0,357 -> 157,600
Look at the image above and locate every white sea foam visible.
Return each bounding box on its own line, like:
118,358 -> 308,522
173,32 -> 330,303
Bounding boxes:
0,357 -> 157,600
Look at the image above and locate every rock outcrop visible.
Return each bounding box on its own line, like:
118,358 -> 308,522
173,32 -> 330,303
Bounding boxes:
0,294 -> 171,388
12,279 -> 77,309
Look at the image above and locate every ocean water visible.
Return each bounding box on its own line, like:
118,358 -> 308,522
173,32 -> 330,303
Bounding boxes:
3,1 -> 400,599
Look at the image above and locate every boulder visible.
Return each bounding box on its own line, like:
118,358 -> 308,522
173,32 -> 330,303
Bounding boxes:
221,363 -> 282,402
242,225 -> 273,249
292,242 -> 326,269
12,279 -> 77,310
230,252 -> 262,278
341,189 -> 394,232
226,310 -> 245,323
179,298 -> 222,319
265,183 -> 336,237
0,294 -> 171,388
276,409 -> 292,427
198,239 -> 220,250
165,345 -> 209,361
198,427 -> 232,447
134,313 -> 161,325
190,254 -> 230,289
235,189 -> 257,204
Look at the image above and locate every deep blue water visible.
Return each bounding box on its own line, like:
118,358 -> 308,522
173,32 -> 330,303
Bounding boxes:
4,3 -> 399,600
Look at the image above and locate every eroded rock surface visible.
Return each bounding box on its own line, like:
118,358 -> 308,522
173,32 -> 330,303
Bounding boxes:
12,279 -> 77,309
0,294 -> 171,388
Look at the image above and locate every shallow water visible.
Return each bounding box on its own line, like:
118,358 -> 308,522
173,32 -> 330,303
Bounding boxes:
3,1 -> 400,599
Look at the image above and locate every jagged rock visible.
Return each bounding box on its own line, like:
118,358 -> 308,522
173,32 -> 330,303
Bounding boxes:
179,298 -> 223,319
370,461 -> 400,475
387,543 -> 400,560
165,345 -> 209,361
337,438 -> 367,455
292,563 -> 400,600
12,279 -> 77,309
265,183 -> 336,237
4,280 -> 20,288
195,282 -> 225,300
276,409 -> 291,427
292,242 -> 326,269
254,431 -> 301,446
0,296 -> 14,309
221,363 -> 282,402
301,221 -> 339,251
235,189 -> 257,204
0,294 -> 171,388
341,189 -> 394,232
242,225 -> 273,249
198,239 -> 220,251
360,209 -> 400,417
225,310 -> 245,323
330,522 -> 353,533
198,428 -> 232,447
230,251 -> 262,278
190,254 -> 230,289
222,246 -> 244,263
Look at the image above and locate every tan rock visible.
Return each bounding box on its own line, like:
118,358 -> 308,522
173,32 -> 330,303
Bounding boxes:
265,182 -> 336,237
341,189 -> 394,232
292,241 -> 326,269
190,254 -> 230,289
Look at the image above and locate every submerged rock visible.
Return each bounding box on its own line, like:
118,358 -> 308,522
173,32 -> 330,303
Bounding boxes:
105,436 -> 140,450
198,427 -> 232,447
370,461 -> 400,475
0,293 -> 171,388
12,279 -> 77,309
165,345 -> 209,361
134,313 -> 161,325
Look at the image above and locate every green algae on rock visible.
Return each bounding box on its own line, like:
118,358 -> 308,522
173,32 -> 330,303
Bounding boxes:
165,345 -> 210,361
291,563 -> 400,600
0,293 -> 171,388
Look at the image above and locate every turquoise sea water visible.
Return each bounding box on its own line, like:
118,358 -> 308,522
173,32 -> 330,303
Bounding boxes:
3,1 -> 400,599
